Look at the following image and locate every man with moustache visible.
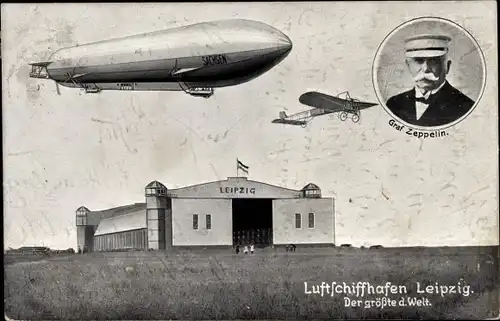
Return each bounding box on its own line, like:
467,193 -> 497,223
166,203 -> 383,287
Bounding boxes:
386,34 -> 475,127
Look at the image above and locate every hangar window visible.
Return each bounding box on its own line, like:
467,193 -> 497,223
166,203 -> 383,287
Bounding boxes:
301,183 -> 322,198
308,213 -> 315,228
145,181 -> 167,197
193,214 -> 199,230
76,206 -> 89,226
295,213 -> 301,229
305,189 -> 321,198
76,215 -> 87,226
206,214 -> 211,230
145,187 -> 167,196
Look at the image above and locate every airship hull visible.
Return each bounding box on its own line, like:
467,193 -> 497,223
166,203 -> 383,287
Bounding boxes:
33,19 -> 292,95
52,46 -> 290,88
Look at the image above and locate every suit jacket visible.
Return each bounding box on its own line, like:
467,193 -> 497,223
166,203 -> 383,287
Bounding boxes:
386,81 -> 475,127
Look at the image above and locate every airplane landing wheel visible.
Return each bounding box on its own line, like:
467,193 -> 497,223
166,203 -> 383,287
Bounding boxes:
301,123 -> 307,128
352,114 -> 360,123
339,112 -> 348,121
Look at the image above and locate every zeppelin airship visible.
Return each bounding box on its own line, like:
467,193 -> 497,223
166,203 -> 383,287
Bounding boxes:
28,19 -> 293,98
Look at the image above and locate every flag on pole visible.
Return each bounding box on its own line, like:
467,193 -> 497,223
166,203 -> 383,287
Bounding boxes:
237,158 -> 249,176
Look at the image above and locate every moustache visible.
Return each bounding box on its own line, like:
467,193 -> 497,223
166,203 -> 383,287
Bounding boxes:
413,72 -> 439,82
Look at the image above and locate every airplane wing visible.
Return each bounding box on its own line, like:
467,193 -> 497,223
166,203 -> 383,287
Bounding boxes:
299,91 -> 345,112
299,91 -> 378,111
353,100 -> 379,110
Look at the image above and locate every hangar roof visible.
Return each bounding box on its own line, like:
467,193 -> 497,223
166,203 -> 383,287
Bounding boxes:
76,206 -> 90,213
146,181 -> 166,189
167,177 -> 305,199
87,203 -> 146,226
302,183 -> 320,191
94,210 -> 146,236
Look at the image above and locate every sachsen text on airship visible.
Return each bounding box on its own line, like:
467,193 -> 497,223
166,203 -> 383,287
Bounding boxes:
29,19 -> 293,98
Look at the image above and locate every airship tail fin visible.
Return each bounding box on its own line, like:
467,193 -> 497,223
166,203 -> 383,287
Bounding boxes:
29,61 -> 52,67
29,61 -> 52,79
172,67 -> 201,75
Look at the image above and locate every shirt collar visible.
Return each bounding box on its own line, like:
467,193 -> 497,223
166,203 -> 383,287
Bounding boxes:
415,80 -> 447,99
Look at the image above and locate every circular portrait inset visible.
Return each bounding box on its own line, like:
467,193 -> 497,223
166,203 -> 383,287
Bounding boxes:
373,17 -> 486,131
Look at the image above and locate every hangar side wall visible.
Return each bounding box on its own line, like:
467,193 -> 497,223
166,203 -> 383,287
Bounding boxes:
172,198 -> 232,246
93,229 -> 147,252
273,198 -> 334,245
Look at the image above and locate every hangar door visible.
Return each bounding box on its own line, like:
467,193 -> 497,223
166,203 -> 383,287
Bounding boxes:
232,198 -> 273,246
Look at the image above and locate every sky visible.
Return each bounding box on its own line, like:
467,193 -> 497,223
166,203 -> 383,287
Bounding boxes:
2,2 -> 498,249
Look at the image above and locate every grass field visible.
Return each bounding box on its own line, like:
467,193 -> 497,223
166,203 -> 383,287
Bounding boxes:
4,246 -> 499,320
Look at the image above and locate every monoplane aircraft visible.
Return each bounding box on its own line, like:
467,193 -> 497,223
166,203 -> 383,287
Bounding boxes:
272,91 -> 378,127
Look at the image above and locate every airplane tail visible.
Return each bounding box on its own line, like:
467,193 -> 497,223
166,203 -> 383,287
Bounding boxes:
279,111 -> 287,119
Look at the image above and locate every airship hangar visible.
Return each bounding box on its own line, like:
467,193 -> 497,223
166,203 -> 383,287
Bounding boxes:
76,177 -> 335,252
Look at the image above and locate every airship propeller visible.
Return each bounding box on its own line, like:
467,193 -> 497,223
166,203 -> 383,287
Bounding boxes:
55,82 -> 61,95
